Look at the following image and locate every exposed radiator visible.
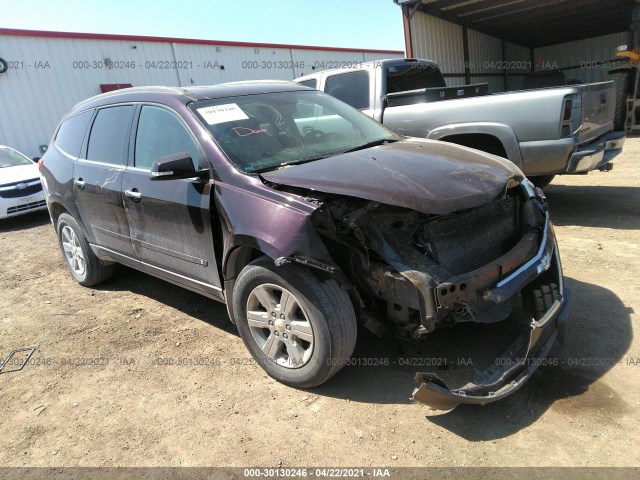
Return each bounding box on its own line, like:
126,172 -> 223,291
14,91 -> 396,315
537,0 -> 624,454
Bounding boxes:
415,196 -> 520,276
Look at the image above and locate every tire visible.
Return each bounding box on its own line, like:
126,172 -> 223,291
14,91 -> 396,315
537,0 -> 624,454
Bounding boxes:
232,256 -> 357,388
530,175 -> 555,189
56,213 -> 115,286
532,283 -> 561,319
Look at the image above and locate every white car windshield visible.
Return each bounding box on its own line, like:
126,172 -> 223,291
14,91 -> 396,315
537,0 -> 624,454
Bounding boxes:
190,90 -> 401,173
0,148 -> 33,168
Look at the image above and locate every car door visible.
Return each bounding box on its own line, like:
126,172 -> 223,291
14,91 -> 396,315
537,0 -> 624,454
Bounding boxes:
122,104 -> 221,288
73,105 -> 135,256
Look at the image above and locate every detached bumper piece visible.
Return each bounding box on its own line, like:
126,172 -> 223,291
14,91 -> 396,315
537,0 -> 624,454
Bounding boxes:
412,290 -> 570,412
411,216 -> 571,413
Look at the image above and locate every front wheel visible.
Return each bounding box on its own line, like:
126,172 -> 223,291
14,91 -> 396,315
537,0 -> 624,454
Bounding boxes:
56,213 -> 115,286
232,257 -> 357,388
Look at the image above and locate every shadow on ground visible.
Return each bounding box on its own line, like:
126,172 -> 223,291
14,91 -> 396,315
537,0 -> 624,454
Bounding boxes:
3,152 -> 636,449
315,277 -> 633,440
0,210 -> 50,233
94,266 -> 236,335
544,184 -> 640,230
73,242 -> 632,440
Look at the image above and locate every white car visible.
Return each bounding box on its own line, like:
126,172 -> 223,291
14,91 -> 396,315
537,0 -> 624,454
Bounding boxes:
0,145 -> 47,219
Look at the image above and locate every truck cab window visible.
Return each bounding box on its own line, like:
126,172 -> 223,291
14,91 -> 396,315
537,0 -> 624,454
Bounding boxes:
386,64 -> 447,93
324,71 -> 370,110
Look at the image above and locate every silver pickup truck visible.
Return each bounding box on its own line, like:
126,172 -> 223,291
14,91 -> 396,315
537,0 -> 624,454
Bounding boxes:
295,58 -> 626,188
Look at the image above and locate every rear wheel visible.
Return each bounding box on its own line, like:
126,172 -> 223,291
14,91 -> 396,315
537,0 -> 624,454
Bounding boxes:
530,175 -> 555,189
56,213 -> 114,286
233,257 -> 357,388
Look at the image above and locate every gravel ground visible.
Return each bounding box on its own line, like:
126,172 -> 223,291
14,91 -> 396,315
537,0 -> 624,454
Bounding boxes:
0,139 -> 638,468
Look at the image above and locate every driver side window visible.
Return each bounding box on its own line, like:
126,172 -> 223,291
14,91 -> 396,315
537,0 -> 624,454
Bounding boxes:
134,106 -> 202,171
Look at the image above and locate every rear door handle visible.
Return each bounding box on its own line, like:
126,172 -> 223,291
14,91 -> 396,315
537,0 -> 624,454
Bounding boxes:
74,178 -> 85,190
125,189 -> 142,202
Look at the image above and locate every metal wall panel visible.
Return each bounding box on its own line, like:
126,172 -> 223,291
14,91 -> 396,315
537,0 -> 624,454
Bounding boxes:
505,42 -> 531,91
467,29 -> 502,74
0,33 -> 402,157
363,51 -> 402,63
409,13 -> 631,94
410,13 -> 508,91
472,76 -> 504,94
443,77 -> 466,87
171,43 -> 295,84
505,42 -> 530,64
467,29 -> 505,92
534,31 -> 631,84
410,11 -> 465,74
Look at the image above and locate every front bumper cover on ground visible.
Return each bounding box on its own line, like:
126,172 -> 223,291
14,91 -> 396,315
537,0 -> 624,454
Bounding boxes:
412,289 -> 570,412
411,216 -> 571,413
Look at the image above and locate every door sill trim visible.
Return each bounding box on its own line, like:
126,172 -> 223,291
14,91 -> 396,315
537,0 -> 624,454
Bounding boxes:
90,244 -> 223,292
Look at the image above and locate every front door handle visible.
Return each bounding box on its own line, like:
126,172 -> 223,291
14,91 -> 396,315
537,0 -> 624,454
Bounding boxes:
125,189 -> 142,202
74,178 -> 85,190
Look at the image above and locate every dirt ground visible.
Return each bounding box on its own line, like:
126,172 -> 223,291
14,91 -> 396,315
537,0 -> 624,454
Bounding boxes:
1,139 -> 639,469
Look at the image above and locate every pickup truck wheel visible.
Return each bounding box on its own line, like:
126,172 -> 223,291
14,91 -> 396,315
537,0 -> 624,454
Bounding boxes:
530,175 -> 555,189
233,257 -> 357,388
56,213 -> 115,286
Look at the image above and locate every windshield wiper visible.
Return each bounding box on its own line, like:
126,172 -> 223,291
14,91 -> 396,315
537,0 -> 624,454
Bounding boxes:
343,138 -> 399,154
251,139 -> 399,173
252,155 -> 330,173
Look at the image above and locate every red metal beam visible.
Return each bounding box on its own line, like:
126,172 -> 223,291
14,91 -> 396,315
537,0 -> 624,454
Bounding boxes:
402,4 -> 415,58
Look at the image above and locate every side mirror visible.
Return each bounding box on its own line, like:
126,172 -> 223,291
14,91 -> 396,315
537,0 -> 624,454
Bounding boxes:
32,156 -> 41,162
149,152 -> 208,181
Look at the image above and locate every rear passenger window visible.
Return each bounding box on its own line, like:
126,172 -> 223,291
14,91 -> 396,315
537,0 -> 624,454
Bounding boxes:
324,71 -> 370,110
86,105 -> 135,165
55,110 -> 93,158
134,106 -> 202,170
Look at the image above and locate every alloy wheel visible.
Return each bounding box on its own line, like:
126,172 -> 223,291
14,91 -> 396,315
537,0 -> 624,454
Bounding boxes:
61,225 -> 86,276
246,283 -> 314,368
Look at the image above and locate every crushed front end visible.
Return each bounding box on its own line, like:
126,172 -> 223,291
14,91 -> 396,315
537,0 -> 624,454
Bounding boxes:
310,178 -> 570,412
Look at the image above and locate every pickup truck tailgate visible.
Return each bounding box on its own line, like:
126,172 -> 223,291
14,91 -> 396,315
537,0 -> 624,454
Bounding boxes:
578,81 -> 616,143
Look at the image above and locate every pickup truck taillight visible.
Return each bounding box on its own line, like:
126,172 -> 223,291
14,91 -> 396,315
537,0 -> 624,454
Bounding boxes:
563,100 -> 572,121
37,158 -> 44,170
560,94 -> 581,138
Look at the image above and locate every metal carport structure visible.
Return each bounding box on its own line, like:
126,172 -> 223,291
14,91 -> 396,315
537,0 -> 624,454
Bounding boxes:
394,0 -> 638,93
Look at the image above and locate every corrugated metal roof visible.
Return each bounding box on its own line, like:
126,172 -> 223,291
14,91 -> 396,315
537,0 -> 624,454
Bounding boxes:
397,0 -> 635,48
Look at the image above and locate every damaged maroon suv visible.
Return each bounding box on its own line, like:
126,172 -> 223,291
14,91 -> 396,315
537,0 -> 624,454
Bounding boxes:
40,81 -> 570,411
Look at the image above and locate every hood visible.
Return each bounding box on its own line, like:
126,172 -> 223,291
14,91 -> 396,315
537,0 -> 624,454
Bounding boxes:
0,163 -> 40,186
261,138 -> 523,215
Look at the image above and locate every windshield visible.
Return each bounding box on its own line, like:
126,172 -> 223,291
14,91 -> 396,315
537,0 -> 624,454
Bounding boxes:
0,148 -> 33,168
190,90 -> 401,173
